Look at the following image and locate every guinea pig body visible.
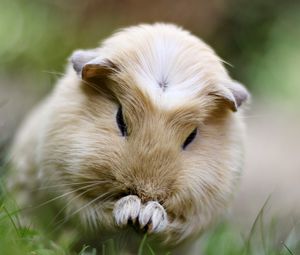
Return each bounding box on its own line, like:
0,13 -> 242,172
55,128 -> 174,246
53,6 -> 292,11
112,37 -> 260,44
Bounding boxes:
8,23 -> 249,252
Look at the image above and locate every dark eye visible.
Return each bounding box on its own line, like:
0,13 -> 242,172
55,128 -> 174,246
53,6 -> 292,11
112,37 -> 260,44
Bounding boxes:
182,128 -> 197,149
116,106 -> 127,136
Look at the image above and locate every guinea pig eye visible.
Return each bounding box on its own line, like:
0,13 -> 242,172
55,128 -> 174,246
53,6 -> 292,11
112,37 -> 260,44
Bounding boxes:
116,106 -> 127,136
182,128 -> 197,149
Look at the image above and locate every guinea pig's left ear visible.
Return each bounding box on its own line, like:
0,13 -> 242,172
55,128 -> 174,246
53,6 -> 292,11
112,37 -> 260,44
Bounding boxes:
211,81 -> 249,111
70,50 -> 117,81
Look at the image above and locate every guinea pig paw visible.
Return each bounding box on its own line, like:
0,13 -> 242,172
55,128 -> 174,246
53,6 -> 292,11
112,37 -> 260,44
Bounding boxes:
113,195 -> 141,227
139,201 -> 168,233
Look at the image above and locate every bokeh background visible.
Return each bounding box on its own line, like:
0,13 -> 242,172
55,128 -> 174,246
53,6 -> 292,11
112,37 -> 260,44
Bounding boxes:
1,0 -> 300,249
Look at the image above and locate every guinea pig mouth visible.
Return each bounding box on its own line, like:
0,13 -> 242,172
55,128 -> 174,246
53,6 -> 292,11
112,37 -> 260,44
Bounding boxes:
119,184 -> 168,204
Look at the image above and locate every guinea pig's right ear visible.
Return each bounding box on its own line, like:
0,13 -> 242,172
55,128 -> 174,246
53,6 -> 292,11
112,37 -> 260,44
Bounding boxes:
70,50 -> 117,81
208,80 -> 250,112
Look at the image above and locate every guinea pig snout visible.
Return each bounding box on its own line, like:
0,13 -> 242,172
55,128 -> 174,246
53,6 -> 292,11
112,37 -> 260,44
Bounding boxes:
113,195 -> 168,233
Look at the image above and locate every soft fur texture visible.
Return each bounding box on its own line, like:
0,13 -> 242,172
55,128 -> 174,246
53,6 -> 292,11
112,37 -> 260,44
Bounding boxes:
8,23 -> 249,252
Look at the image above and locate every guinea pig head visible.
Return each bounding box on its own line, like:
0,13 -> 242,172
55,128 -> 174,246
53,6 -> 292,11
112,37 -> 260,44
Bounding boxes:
64,24 -> 249,244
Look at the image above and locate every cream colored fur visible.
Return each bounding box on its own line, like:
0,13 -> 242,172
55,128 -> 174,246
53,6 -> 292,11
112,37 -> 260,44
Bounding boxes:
8,23 -> 249,252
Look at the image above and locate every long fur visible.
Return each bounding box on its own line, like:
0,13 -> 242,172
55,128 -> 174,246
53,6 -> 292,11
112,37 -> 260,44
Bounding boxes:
8,23 -> 248,252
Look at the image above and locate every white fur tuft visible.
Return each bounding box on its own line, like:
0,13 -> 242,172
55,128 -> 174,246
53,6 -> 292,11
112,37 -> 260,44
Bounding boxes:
139,201 -> 168,233
98,23 -> 230,109
113,195 -> 141,226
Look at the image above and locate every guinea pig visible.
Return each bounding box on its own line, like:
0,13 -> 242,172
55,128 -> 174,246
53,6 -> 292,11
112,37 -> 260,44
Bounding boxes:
8,23 -> 249,252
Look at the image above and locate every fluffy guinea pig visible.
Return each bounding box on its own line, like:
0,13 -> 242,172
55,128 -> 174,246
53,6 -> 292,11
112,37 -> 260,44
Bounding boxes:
8,23 -> 249,252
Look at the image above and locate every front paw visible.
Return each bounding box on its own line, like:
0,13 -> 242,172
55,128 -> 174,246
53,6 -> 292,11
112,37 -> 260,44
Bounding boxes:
139,201 -> 168,233
113,195 -> 141,226
113,196 -> 168,234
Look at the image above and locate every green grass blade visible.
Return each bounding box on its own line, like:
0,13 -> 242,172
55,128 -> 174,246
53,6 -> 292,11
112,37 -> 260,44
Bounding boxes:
282,242 -> 295,255
138,234 -> 148,255
146,243 -> 155,255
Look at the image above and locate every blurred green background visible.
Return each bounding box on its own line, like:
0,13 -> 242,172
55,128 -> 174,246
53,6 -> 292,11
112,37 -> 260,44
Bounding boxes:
0,0 -> 300,253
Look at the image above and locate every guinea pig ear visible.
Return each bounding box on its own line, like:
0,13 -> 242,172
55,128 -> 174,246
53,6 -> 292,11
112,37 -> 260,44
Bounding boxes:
209,81 -> 249,112
70,50 -> 117,81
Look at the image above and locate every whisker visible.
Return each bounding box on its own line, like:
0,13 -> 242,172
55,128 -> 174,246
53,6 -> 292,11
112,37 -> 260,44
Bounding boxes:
61,171 -> 116,184
46,185 -> 102,230
25,182 -> 101,211
62,170 -> 106,179
34,180 -> 110,191
240,115 -> 267,119
42,70 -> 65,77
220,58 -> 234,68
49,192 -> 115,233
69,192 -> 114,218
43,70 -> 104,95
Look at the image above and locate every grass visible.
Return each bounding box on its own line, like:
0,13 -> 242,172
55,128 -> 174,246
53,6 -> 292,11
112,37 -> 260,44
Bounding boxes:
0,200 -> 299,255
0,178 -> 299,255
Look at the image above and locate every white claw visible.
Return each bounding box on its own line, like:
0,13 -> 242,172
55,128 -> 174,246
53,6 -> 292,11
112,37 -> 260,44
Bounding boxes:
113,195 -> 141,227
139,201 -> 168,233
